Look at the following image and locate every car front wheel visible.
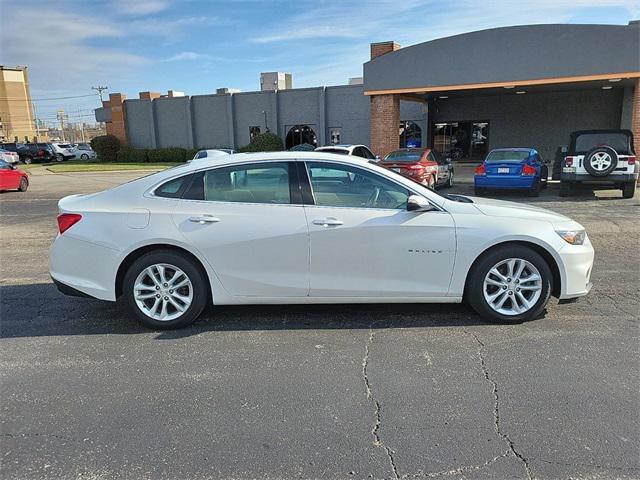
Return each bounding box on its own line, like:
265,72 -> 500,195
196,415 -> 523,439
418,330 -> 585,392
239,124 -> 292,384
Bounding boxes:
123,250 -> 208,329
18,177 -> 28,192
81,153 -> 89,160
467,245 -> 552,324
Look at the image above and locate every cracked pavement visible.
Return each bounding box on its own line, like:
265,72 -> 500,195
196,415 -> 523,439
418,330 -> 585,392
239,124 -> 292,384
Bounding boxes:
1,171 -> 639,479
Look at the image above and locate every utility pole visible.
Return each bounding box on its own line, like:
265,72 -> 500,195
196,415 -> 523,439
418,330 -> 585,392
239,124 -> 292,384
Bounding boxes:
57,109 -> 66,141
32,101 -> 39,142
76,106 -> 85,142
92,86 -> 108,102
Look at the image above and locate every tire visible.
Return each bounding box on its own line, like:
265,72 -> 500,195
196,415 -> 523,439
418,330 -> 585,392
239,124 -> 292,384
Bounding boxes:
622,181 -> 636,199
474,187 -> 485,196
559,181 -> 573,197
446,170 -> 454,188
56,153 -> 64,162
583,146 -> 617,177
123,250 -> 208,329
467,245 -> 552,324
18,177 -> 28,192
80,154 -> 89,160
528,180 -> 541,197
22,157 -> 32,165
540,166 -> 549,188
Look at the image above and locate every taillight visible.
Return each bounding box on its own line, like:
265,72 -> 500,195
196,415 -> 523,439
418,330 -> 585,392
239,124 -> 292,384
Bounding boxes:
521,164 -> 536,176
475,164 -> 486,175
57,213 -> 82,234
564,156 -> 574,167
627,156 -> 636,165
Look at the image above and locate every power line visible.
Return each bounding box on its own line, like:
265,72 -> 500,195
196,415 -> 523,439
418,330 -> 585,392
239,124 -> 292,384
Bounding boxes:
0,93 -> 100,102
91,86 -> 109,102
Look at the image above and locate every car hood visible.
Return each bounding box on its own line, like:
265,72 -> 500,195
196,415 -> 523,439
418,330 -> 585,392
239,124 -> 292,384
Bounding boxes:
470,196 -> 572,224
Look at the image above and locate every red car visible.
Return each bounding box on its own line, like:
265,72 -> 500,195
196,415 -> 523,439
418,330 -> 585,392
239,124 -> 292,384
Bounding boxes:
0,160 -> 29,192
379,148 -> 448,188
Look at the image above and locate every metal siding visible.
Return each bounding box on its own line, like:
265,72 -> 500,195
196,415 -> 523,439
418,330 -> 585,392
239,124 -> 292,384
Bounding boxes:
364,24 -> 640,92
154,97 -> 191,148
191,94 -> 231,148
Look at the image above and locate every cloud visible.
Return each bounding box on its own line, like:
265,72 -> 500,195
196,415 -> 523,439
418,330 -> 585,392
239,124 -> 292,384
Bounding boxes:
128,15 -> 220,36
162,51 -> 204,62
113,0 -> 169,16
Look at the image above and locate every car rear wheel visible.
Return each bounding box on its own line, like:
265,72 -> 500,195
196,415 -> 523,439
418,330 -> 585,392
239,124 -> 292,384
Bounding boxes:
123,250 -> 208,329
467,245 -> 552,324
528,180 -> 541,197
56,153 -> 64,162
18,177 -> 28,192
22,157 -> 32,165
474,187 -> 485,196
622,181 -> 636,199
446,171 -> 454,188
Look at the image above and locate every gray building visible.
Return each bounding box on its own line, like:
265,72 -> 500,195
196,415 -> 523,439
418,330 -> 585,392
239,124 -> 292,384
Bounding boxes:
97,22 -> 639,161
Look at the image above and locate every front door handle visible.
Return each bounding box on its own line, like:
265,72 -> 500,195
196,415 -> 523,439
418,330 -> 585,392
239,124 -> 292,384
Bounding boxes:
312,217 -> 344,227
189,215 -> 220,224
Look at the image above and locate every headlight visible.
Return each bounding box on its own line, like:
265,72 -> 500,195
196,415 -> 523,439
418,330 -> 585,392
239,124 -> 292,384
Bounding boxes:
556,229 -> 586,245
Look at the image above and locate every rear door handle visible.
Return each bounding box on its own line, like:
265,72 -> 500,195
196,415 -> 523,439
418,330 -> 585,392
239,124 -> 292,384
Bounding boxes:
312,217 -> 343,227
189,215 -> 220,224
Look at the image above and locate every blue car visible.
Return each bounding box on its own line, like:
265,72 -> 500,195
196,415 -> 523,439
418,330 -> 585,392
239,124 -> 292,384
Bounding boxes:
474,148 -> 548,196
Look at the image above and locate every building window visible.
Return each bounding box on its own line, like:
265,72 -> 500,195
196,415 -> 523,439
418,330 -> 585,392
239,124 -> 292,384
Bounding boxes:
399,121 -> 422,148
249,126 -> 261,140
285,124 -> 317,150
329,128 -> 341,145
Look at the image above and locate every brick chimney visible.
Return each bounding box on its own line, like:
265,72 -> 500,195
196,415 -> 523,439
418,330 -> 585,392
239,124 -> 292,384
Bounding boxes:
370,41 -> 401,60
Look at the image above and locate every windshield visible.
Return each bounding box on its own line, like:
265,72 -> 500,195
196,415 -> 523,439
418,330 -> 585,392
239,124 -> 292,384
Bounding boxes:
574,133 -> 630,154
486,150 -> 530,162
384,150 -> 424,162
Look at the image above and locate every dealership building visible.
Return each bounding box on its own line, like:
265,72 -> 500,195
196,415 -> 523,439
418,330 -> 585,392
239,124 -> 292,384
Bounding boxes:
96,22 -> 640,162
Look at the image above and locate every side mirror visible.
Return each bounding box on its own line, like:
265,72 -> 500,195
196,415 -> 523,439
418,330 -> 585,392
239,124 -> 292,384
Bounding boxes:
407,195 -> 435,212
10,164 -> 17,170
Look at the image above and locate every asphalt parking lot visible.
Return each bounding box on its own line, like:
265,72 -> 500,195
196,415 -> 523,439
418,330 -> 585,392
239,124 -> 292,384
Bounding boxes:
1,168 -> 639,480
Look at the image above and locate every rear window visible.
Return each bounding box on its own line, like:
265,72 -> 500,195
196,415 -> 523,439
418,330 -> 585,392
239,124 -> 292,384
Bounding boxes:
155,174 -> 192,198
574,133 -> 630,154
385,150 -> 424,162
486,150 -> 530,162
58,143 -> 73,148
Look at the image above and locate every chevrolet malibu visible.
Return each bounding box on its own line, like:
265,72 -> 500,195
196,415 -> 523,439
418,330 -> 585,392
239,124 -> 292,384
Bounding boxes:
49,152 -> 594,329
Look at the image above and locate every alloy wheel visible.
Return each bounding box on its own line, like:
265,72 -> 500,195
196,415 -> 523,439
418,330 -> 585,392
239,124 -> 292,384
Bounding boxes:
590,152 -> 612,172
483,258 -> 542,316
133,263 -> 193,321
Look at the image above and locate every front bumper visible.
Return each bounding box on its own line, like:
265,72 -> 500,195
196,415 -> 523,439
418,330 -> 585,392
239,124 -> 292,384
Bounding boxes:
561,172 -> 638,183
557,236 -> 595,299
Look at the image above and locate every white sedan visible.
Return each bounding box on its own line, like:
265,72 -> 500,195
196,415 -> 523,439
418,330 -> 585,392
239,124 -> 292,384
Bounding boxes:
49,152 -> 594,329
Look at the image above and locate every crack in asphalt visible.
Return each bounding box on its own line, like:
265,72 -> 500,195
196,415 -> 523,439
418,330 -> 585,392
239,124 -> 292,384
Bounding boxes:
402,450 -> 512,478
466,330 -> 533,480
362,325 -> 400,479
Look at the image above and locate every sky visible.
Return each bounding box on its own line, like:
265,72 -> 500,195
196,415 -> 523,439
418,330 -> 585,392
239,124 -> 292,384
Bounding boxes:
1,0 -> 638,127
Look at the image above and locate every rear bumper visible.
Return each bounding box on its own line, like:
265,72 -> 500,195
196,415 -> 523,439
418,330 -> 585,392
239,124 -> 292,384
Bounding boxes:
52,277 -> 96,299
561,172 -> 638,183
474,175 -> 537,189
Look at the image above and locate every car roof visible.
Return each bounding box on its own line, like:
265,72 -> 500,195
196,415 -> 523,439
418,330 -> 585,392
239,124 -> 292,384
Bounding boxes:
490,148 -> 534,152
181,151 -> 371,170
315,145 -> 353,151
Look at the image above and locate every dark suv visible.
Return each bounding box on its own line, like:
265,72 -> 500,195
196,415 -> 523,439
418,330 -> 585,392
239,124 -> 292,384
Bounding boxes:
559,129 -> 637,198
1,142 -> 57,164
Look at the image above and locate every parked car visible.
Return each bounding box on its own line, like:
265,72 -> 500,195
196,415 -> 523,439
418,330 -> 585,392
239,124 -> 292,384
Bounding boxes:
1,143 -> 29,163
0,160 -> 28,192
0,148 -> 20,164
50,152 -> 593,329
14,143 -> 57,164
378,148 -> 453,189
52,143 -> 77,161
315,144 -> 377,161
559,129 -> 637,198
474,148 -> 548,196
74,143 -> 97,160
192,149 -> 235,161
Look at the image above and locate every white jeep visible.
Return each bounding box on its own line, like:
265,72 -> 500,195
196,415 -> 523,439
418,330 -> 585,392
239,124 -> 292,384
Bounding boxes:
560,129 -> 637,198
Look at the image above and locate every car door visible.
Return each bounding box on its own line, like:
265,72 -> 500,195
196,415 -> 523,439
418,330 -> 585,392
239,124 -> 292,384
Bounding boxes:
0,161 -> 10,189
303,161 -> 456,298
169,161 -> 310,298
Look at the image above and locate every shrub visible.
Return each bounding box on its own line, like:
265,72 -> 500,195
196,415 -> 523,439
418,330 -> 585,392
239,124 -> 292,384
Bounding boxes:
238,132 -> 284,152
147,147 -> 188,163
90,135 -> 120,162
118,146 -> 149,163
